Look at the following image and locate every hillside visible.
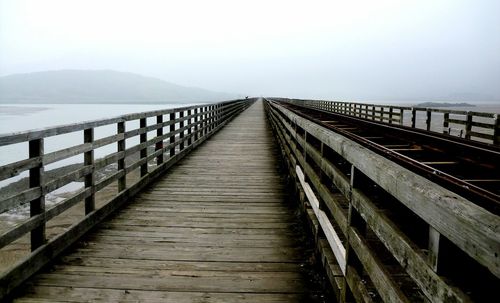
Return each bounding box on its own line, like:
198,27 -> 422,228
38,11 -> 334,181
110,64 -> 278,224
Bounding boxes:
0,70 -> 239,103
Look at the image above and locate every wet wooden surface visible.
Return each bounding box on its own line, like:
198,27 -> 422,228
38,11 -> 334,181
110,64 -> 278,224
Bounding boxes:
13,101 -> 326,302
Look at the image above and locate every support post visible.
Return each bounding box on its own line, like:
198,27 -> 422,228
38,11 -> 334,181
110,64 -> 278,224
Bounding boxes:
29,138 -> 45,251
156,115 -> 164,165
210,105 -> 214,131
187,109 -> 192,146
117,121 -> 126,192
84,128 -> 95,214
170,113 -> 176,157
428,226 -> 441,272
494,114 -> 499,145
203,107 -> 207,137
465,112 -> 473,139
179,111 -> 184,151
411,108 -> 416,128
426,109 -> 432,131
443,113 -> 450,134
140,118 -> 147,177
194,108 -> 199,141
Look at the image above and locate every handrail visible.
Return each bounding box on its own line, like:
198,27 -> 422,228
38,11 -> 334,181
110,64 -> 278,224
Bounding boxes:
0,98 -> 255,299
265,99 -> 498,302
272,97 -> 500,145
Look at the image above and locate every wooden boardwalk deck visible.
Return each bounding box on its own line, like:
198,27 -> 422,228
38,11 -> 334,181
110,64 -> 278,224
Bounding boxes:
13,101 -> 327,302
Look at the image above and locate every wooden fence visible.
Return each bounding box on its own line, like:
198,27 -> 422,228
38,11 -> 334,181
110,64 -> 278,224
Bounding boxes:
0,98 -> 254,298
266,100 -> 498,303
273,98 -> 500,145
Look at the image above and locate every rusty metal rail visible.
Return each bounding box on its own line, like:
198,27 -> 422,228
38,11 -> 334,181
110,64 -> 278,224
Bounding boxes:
275,100 -> 500,215
266,98 -> 499,302
273,97 -> 500,145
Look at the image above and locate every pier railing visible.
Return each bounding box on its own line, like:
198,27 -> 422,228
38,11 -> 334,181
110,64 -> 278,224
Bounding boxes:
0,98 -> 254,298
266,99 -> 497,302
273,98 -> 500,145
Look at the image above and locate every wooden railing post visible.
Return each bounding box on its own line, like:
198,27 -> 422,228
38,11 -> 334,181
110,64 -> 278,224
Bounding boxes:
211,105 -> 215,131
179,111 -> 185,151
218,104 -> 222,126
202,107 -> 206,137
215,105 -> 219,127
187,109 -> 192,146
411,108 -> 416,128
388,107 -> 394,124
84,128 -> 95,214
117,121 -> 126,192
156,115 -> 164,165
206,106 -> 210,133
428,226 -> 441,272
140,118 -> 148,177
426,109 -> 432,131
194,108 -> 199,142
342,164 -> 365,302
443,113 -> 450,134
465,112 -> 473,139
211,105 -> 217,130
494,114 -> 499,145
170,113 -> 176,157
29,138 -> 45,251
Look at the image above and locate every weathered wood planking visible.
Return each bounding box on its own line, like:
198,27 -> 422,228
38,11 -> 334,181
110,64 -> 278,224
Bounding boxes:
12,101 -> 327,302
266,99 -> 498,302
0,100 -> 253,300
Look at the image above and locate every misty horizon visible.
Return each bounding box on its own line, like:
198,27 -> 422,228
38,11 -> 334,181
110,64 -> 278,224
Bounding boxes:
1,1 -> 499,103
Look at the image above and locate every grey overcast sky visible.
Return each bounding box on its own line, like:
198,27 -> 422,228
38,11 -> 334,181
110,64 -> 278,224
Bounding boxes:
1,0 -> 499,102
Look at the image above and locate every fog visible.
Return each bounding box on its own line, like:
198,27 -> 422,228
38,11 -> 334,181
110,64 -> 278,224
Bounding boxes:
1,0 -> 499,102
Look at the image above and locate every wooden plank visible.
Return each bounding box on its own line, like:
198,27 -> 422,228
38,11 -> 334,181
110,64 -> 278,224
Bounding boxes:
29,138 -> 45,251
28,271 -> 308,293
351,189 -> 470,302
0,188 -> 41,214
0,214 -> 44,249
0,157 -> 40,182
296,165 -> 346,274
16,286 -> 316,303
348,228 -> 410,303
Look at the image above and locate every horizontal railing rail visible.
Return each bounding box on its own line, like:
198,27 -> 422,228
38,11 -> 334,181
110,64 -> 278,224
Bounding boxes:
0,98 -> 255,299
272,97 -> 500,145
266,99 -> 498,303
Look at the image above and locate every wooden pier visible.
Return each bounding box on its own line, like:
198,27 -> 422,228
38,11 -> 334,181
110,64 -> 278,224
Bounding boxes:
1,98 -> 498,302
4,101 -> 327,302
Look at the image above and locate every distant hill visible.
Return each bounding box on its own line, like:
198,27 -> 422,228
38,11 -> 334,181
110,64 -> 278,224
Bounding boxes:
0,70 -> 239,103
415,102 -> 476,108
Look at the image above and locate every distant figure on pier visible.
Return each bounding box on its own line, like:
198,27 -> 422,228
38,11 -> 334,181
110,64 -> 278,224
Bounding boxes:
245,96 -> 249,99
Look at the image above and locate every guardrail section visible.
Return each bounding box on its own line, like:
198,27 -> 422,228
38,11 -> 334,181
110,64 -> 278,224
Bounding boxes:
266,100 -> 499,303
273,98 -> 500,145
0,98 -> 254,298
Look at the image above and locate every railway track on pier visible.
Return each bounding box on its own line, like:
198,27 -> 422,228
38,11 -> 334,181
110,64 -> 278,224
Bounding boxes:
271,99 -> 500,215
